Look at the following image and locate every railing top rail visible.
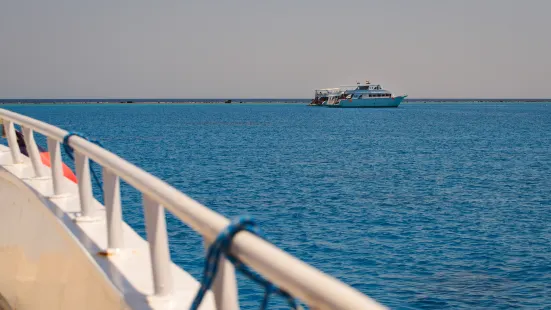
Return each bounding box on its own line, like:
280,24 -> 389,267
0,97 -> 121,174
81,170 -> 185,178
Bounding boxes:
0,108 -> 386,310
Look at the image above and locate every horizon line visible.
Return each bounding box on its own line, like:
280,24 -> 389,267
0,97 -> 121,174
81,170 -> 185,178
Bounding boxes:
1,97 -> 551,101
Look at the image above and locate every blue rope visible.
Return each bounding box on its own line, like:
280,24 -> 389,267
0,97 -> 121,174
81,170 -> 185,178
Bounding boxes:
191,216 -> 299,310
62,132 -> 104,203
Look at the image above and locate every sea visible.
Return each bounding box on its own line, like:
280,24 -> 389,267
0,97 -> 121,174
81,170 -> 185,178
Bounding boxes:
2,101 -> 551,309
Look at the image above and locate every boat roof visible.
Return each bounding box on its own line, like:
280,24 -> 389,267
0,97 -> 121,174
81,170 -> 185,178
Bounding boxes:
339,84 -> 380,88
316,88 -> 341,91
316,85 -> 382,92
315,81 -> 384,93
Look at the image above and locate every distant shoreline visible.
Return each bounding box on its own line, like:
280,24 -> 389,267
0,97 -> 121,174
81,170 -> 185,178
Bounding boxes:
406,99 -> 551,103
0,98 -> 549,105
0,99 -> 306,105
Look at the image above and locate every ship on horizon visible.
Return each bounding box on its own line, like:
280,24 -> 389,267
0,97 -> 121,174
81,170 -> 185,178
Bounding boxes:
309,80 -> 407,108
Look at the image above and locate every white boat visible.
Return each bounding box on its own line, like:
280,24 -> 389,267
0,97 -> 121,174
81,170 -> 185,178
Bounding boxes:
0,109 -> 387,310
309,80 -> 407,108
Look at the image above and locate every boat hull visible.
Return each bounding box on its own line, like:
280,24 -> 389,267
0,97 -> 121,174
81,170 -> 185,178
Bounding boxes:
325,96 -> 406,108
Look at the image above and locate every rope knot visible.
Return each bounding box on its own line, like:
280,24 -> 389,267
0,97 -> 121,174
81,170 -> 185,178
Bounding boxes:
63,132 -> 104,158
191,216 -> 299,310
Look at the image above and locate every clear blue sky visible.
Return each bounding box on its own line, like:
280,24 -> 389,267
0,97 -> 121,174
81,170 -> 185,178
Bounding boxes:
1,0 -> 550,99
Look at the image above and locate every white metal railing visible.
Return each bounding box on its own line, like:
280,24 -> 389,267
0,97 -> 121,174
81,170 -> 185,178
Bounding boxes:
0,108 -> 386,310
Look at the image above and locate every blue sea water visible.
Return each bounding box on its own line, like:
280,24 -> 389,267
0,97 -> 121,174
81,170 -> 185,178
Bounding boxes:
2,102 -> 551,309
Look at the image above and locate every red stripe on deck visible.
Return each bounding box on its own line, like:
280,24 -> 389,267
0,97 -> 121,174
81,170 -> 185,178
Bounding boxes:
39,152 -> 78,183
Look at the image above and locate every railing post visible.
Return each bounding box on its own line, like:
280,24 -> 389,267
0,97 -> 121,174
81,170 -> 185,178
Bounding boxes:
75,151 -> 95,219
21,127 -> 47,178
143,194 -> 172,297
47,137 -> 67,197
3,120 -> 22,164
103,167 -> 123,252
204,238 -> 240,310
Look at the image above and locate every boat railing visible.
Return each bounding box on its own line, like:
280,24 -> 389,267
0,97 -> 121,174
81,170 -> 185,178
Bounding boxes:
0,108 -> 386,310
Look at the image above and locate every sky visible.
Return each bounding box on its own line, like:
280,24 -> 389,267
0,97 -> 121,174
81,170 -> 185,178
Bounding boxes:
0,0 -> 550,99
